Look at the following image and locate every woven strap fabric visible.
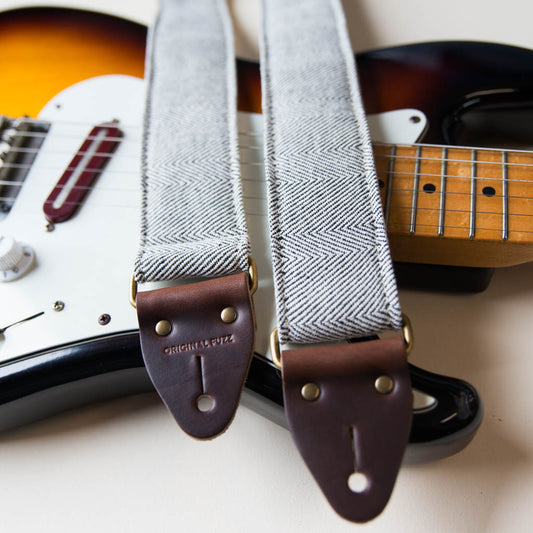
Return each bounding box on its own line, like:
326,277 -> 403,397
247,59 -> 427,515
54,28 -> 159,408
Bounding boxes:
134,0 -> 249,283
260,0 -> 402,344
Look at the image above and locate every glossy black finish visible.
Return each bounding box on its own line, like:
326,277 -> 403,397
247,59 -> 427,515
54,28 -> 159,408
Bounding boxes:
0,332 -> 481,446
357,41 -> 533,145
407,363 -> 481,443
394,262 -> 494,293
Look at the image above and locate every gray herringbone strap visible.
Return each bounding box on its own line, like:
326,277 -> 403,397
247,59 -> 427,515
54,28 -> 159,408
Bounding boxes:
260,0 -> 402,344
134,0 -> 249,283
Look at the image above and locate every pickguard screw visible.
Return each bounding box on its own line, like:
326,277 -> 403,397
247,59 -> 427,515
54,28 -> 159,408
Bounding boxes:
52,301 -> 65,312
98,314 -> 111,325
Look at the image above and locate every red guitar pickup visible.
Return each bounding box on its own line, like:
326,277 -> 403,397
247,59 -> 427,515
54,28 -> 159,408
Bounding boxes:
43,121 -> 123,224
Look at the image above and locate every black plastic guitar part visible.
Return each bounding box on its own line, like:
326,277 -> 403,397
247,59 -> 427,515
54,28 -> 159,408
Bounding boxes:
0,331 -> 482,463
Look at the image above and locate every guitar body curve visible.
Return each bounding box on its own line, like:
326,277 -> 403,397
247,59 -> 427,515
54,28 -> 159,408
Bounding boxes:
0,7 -> 147,118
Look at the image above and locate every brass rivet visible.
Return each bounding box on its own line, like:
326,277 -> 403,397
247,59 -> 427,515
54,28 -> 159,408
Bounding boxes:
375,375 -> 394,394
301,382 -> 320,401
155,320 -> 172,336
220,306 -> 237,323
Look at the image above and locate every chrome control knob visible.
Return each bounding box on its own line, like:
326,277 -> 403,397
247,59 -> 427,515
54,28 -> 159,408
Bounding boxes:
0,236 -> 34,281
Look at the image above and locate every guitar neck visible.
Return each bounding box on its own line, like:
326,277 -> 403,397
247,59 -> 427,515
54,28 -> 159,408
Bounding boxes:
374,142 -> 533,267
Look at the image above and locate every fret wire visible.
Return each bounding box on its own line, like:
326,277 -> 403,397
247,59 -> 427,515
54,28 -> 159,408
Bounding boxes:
502,151 -> 509,241
384,144 -> 396,226
469,149 -> 477,239
409,146 -> 421,234
438,147 -> 447,236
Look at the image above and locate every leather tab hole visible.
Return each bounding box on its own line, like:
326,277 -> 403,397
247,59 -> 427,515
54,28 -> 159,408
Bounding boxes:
348,427 -> 368,493
348,472 -> 368,493
196,394 -> 214,412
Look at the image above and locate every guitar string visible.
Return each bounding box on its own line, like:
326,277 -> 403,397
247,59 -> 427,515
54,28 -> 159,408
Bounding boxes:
0,172 -> 533,205
3,129 -> 137,142
8,123 -> 533,155
1,167 -> 533,200
0,170 -> 533,224
1,120 -> 142,130
0,151 -> 533,184
2,192 -> 531,234
373,153 -> 533,168
1,129 -> 533,213
5,140 -> 533,171
4,127 -> 533,168
1,172 -> 532,200
2,189 -> 532,221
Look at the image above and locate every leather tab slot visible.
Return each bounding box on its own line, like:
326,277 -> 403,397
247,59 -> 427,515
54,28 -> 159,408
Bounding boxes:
281,337 -> 412,522
136,272 -> 255,440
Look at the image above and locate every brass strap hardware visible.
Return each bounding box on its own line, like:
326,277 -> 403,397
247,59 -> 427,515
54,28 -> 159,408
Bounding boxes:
248,256 -> 258,295
270,327 -> 282,370
130,256 -> 258,309
401,313 -> 414,355
269,314 -> 414,370
129,273 -> 137,309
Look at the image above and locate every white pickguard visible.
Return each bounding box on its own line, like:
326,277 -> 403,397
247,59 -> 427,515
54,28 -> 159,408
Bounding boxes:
0,75 -> 426,362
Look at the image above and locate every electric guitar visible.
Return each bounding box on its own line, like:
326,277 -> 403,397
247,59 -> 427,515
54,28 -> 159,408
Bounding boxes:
9,6 -> 533,454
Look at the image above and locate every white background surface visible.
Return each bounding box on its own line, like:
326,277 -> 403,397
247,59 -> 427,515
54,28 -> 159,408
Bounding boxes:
1,1 -> 532,532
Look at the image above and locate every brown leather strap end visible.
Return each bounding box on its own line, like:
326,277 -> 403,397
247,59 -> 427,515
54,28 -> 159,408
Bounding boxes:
136,272 -> 255,440
281,337 -> 412,522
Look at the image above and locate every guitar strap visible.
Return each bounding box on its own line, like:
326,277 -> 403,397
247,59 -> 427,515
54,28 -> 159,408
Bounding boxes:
260,0 -> 412,523
135,0 -> 412,522
132,0 -> 256,440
